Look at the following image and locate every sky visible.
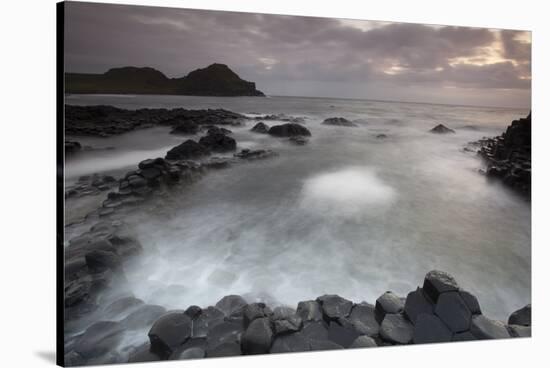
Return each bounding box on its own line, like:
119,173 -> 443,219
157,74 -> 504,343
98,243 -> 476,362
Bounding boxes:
64,2 -> 531,108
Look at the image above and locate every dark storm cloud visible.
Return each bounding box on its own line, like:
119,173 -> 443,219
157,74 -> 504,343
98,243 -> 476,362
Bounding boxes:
64,2 -> 531,106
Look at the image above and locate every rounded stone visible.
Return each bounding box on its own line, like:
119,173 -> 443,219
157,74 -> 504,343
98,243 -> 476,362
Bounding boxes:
380,314 -> 414,344
241,317 -> 273,354
148,312 -> 192,357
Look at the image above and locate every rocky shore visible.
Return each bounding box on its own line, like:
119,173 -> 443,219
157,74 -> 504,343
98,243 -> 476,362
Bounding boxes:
64,265 -> 531,365
474,112 -> 531,198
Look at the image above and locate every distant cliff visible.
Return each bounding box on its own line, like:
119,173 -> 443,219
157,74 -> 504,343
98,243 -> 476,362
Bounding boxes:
65,63 -> 265,97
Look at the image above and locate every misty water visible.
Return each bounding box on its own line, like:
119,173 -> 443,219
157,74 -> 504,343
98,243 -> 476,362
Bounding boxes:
65,94 -> 531,328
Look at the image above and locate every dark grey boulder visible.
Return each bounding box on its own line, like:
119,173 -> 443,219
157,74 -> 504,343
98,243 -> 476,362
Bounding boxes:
170,121 -> 199,135
184,305 -> 202,320
215,295 -> 247,316
243,303 -> 272,328
138,158 -> 166,170
206,342 -> 242,357
434,292 -> 472,333
327,320 -> 360,348
301,321 -> 329,341
241,317 -> 273,354
199,133 -> 237,152
349,335 -> 377,348
296,300 -> 323,322
192,306 -> 225,338
470,315 -> 510,340
270,332 -> 310,354
413,313 -> 453,344
273,317 -> 302,335
459,290 -> 482,315
121,304 -> 167,330
234,148 -> 278,160
317,294 -> 353,320
140,167 -> 162,180
148,312 -> 192,358
179,347 -> 205,359
165,140 -> 210,160
251,122 -> 269,133
380,314 -> 414,344
74,321 -> 124,359
430,124 -> 455,134
128,343 -> 162,363
206,321 -> 243,350
452,331 -> 477,342
423,270 -> 459,303
348,303 -> 380,336
375,291 -> 404,322
309,339 -> 344,351
206,126 -> 232,135
84,249 -> 121,273
404,288 -> 434,325
507,324 -> 531,338
268,123 -> 311,137
508,304 -> 531,326
322,117 -> 357,127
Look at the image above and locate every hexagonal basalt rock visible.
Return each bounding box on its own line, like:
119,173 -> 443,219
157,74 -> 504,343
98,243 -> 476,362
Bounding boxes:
508,304 -> 531,326
327,320 -> 361,348
423,270 -> 459,303
241,317 -> 273,354
404,288 -> 434,325
296,300 -> 323,322
434,292 -> 472,333
379,314 -> 414,344
375,291 -> 405,322
348,303 -> 380,336
148,312 -> 192,358
413,314 -> 453,344
459,290 -> 482,315
243,303 -> 272,328
270,332 -> 310,354
316,295 -> 353,320
470,315 -> 510,340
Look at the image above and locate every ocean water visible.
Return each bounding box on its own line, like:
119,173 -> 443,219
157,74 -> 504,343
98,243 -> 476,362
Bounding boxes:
65,94 -> 531,323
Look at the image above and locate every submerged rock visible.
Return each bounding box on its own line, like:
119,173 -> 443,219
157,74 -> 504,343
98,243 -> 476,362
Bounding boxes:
322,117 -> 357,127
268,123 -> 311,137
170,121 -> 199,135
251,122 -> 269,133
198,132 -> 237,152
165,140 -> 210,160
234,149 -> 278,160
430,124 -> 455,134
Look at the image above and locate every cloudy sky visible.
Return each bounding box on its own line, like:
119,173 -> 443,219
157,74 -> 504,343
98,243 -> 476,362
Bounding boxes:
65,2 -> 531,107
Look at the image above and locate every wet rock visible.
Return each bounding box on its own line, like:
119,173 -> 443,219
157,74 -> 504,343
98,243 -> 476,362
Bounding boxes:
206,342 -> 242,357
148,312 -> 192,357
128,343 -> 162,363
327,320 -> 360,348
507,324 -> 531,338
297,300 -> 323,322
207,320 -> 243,350
215,295 -> 247,316
379,314 -> 414,344
322,117 -> 357,127
104,296 -> 144,318
430,124 -> 455,134
243,303 -> 272,327
138,157 -> 166,169
423,270 -> 459,303
404,288 -> 434,325
270,332 -> 310,354
84,249 -> 121,273
122,304 -> 167,330
170,121 -> 199,135
179,347 -> 205,359
413,313 -> 453,344
251,122 -> 269,133
434,292 -> 472,333
452,331 -> 477,342
348,303 -> 380,336
74,321 -> 124,359
241,317 -> 273,354
470,315 -> 510,340
199,132 -> 237,152
140,167 -> 162,180
273,316 -> 302,335
459,290 -> 482,315
268,123 -> 311,137
165,140 -> 210,160
349,335 -> 377,348
317,294 -> 353,320
184,305 -> 202,320
375,291 -> 404,322
234,148 -> 277,160
192,306 -> 225,338
206,126 -> 232,135
508,304 -> 531,326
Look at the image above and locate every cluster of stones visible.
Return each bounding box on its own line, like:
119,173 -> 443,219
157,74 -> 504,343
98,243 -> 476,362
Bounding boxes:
64,270 -> 529,366
65,174 -> 117,199
251,121 -> 312,145
475,112 -> 531,198
322,117 -> 358,127
65,105 -> 246,137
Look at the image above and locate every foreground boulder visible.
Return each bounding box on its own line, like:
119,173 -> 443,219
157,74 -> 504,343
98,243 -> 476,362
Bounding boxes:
148,312 -> 192,358
241,317 -> 273,354
165,140 -> 210,160
322,117 -> 357,127
199,132 -> 237,152
268,123 -> 311,137
430,124 -> 455,134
